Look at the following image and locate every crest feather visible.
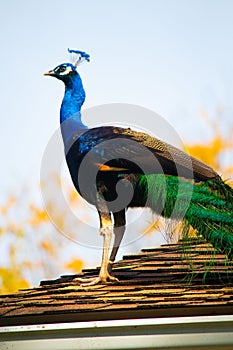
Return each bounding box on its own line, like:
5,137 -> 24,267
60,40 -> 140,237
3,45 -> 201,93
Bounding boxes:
68,48 -> 90,67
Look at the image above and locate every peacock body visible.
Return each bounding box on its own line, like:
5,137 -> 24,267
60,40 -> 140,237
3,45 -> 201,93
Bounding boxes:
45,50 -> 233,285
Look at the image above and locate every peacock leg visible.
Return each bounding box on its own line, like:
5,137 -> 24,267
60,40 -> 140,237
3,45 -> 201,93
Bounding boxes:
74,191 -> 119,286
108,210 -> 126,273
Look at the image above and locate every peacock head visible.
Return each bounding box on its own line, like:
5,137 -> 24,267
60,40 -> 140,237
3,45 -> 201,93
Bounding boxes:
44,49 -> 90,87
44,63 -> 78,83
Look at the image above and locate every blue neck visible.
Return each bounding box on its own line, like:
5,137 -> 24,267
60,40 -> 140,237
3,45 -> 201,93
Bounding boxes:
60,74 -> 87,147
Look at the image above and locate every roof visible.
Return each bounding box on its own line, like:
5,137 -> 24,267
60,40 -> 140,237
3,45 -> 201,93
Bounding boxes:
0,238 -> 233,326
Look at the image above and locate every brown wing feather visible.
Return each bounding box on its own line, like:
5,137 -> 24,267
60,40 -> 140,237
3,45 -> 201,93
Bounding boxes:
73,126 -> 219,181
116,128 -> 219,180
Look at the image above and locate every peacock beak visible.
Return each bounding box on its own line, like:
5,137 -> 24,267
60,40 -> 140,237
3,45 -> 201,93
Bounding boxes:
44,70 -> 55,76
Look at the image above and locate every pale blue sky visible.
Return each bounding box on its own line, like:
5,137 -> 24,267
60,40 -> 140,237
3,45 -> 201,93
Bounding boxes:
1,0 -> 233,193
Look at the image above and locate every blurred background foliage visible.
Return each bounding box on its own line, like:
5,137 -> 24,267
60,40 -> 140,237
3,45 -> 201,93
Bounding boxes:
0,114 -> 232,294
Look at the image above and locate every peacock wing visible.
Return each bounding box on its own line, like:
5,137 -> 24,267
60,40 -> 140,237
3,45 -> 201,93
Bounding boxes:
72,126 -> 219,180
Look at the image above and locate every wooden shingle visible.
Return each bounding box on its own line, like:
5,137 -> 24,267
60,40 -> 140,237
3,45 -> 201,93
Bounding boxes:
0,238 -> 232,326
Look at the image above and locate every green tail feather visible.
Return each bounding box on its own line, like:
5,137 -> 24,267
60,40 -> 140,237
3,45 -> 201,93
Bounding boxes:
138,174 -> 233,258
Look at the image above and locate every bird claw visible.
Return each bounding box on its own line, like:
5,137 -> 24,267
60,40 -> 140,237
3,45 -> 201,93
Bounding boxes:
73,273 -> 119,286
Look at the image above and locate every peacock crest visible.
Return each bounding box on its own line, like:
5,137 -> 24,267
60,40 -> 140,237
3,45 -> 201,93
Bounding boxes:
68,48 -> 90,67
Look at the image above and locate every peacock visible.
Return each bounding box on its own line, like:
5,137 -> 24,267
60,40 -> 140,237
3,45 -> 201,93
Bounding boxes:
44,49 -> 233,285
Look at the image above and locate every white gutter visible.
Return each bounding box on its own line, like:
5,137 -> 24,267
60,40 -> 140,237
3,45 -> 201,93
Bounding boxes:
0,315 -> 233,349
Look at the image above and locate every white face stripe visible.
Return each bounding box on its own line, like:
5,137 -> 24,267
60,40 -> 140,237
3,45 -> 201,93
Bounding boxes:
59,65 -> 73,75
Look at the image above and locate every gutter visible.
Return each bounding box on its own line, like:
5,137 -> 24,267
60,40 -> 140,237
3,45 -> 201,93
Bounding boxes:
0,315 -> 233,349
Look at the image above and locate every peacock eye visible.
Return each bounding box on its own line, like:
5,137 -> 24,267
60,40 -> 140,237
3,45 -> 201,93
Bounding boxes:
59,66 -> 67,73
53,64 -> 73,76
54,65 -> 67,74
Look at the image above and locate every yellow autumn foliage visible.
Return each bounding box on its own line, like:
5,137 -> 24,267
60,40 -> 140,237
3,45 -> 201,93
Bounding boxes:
64,259 -> 84,273
40,240 -> 56,257
185,110 -> 233,180
185,136 -> 223,172
29,204 -> 49,227
69,188 -> 80,204
0,196 -> 16,216
0,267 -> 30,294
185,133 -> 233,177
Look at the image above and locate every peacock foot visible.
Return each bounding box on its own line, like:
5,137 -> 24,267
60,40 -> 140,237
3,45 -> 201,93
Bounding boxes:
73,272 -> 119,286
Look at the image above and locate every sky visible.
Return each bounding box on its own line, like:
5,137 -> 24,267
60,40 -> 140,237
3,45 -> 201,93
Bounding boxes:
1,1 -> 233,279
